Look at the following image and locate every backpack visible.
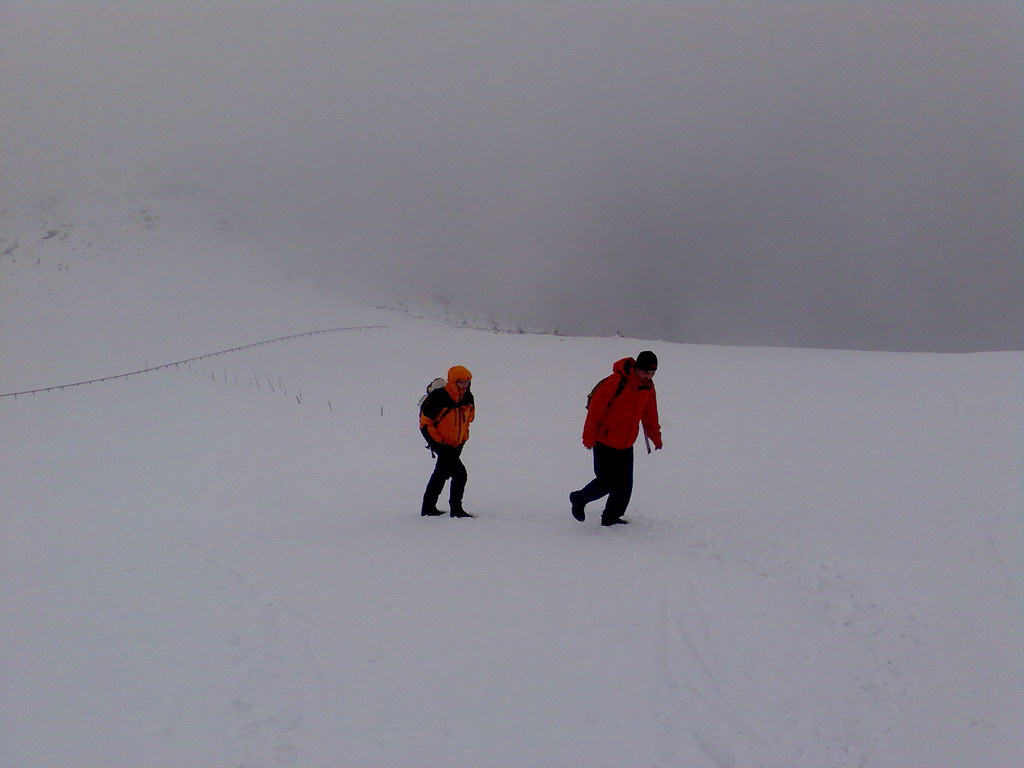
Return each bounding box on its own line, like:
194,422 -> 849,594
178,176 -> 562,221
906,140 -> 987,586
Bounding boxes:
586,372 -> 628,410
419,377 -> 452,456
419,377 -> 447,410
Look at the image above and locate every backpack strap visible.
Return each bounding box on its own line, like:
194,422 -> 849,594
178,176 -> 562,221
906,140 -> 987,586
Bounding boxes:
431,407 -> 451,429
610,368 -> 629,402
588,371 -> 629,410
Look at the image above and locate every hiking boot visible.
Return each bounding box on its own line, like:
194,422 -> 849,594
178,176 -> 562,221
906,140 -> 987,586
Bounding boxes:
450,508 -> 477,519
569,491 -> 585,522
421,505 -> 445,517
601,516 -> 629,527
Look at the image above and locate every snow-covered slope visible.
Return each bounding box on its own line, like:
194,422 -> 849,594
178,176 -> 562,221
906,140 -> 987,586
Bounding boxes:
2,193 -> 1021,767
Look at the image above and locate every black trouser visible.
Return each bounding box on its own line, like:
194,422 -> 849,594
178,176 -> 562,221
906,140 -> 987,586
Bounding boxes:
574,443 -> 634,521
423,444 -> 467,512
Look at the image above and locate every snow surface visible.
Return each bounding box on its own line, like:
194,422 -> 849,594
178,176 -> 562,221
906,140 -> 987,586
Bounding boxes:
2,193 -> 1022,767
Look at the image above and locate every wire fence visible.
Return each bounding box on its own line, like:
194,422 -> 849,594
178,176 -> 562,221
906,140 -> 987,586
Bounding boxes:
0,325 -> 388,399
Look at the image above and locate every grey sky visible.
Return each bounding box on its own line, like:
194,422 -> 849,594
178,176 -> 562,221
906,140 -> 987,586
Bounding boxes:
2,1 -> 1020,351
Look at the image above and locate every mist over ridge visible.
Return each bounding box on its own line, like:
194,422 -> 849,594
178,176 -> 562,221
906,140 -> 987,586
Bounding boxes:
2,2 -> 1020,351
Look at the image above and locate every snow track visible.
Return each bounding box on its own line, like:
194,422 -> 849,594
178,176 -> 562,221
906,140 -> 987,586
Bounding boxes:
182,533 -> 310,767
634,520 -> 927,768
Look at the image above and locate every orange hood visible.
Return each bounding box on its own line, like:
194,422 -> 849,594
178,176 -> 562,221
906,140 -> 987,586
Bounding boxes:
446,365 -> 472,401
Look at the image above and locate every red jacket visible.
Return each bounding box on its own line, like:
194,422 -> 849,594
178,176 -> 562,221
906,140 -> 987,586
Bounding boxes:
583,358 -> 662,450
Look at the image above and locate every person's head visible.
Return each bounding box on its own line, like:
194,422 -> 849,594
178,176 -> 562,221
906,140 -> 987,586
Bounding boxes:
448,365 -> 472,392
635,351 -> 657,383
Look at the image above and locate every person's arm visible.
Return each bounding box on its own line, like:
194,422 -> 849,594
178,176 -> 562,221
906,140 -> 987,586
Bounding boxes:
642,388 -> 663,450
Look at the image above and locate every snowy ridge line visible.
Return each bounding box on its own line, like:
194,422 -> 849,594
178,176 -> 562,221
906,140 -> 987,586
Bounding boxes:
0,325 -> 388,399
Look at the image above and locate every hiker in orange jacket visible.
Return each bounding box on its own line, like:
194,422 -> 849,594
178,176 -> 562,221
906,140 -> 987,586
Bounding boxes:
571,351 -> 662,526
420,365 -> 476,518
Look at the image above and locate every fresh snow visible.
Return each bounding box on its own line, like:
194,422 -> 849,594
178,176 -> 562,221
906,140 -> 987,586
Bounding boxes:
2,193 -> 1021,767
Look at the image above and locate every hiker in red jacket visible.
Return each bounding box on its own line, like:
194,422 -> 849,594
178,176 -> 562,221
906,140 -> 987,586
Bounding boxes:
570,351 -> 662,526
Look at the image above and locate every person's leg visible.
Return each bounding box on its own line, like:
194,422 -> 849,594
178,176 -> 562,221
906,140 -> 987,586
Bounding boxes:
422,448 -> 455,515
601,446 -> 634,524
447,446 -> 471,516
574,444 -> 614,503
570,443 -> 615,521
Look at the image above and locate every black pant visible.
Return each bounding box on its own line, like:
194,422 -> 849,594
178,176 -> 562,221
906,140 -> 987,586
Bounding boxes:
574,443 -> 634,521
423,444 -> 467,512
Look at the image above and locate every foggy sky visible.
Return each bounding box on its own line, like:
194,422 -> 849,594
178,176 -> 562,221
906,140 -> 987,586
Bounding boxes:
2,1 -> 1021,351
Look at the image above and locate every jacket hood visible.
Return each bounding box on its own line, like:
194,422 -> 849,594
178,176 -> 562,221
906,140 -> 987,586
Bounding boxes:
447,365 -> 472,384
612,357 -> 653,390
446,365 -> 473,402
611,358 -> 635,377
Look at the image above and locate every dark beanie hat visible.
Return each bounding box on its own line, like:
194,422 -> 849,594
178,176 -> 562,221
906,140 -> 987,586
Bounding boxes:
635,350 -> 658,371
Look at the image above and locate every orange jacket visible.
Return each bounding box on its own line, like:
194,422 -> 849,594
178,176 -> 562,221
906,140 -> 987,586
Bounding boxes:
583,358 -> 662,450
420,365 -> 475,447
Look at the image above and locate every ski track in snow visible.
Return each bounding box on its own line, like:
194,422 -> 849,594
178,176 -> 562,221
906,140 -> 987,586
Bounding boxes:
642,520 -> 930,768
181,531 -> 311,767
164,512 -> 931,768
